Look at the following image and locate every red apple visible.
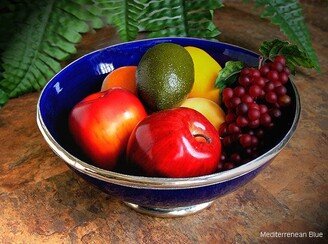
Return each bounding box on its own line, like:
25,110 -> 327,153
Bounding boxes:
69,88 -> 147,170
127,107 -> 221,178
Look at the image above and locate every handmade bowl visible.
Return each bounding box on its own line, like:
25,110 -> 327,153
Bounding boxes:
37,37 -> 300,217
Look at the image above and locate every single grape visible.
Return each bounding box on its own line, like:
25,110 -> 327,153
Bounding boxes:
248,108 -> 261,121
275,86 -> 287,96
260,113 -> 272,126
270,108 -> 282,118
274,55 -> 286,66
259,104 -> 268,114
279,72 -> 289,84
234,86 -> 246,97
236,115 -> 248,127
265,91 -> 278,104
240,134 -> 252,148
217,163 -> 223,171
222,88 -> 234,101
272,61 -> 283,72
219,123 -> 228,137
255,128 -> 264,138
223,136 -> 233,147
273,80 -> 282,87
224,100 -> 233,109
236,103 -> 248,115
249,68 -> 261,78
220,153 -> 226,162
267,70 -> 279,81
249,85 -> 262,98
230,97 -> 241,108
241,68 -> 250,76
226,113 -> 236,123
264,82 -> 275,92
273,103 -> 280,109
249,119 -> 260,128
245,148 -> 252,155
251,136 -> 259,146
242,94 -> 253,104
230,153 -> 241,163
267,122 -> 275,129
254,77 -> 266,87
248,103 -> 260,111
260,64 -> 270,76
228,123 -> 240,134
231,133 -> 242,142
223,162 -> 235,170
238,76 -> 251,87
278,95 -> 291,106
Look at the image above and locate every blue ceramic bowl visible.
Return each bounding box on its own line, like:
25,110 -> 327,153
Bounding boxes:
37,37 -> 300,217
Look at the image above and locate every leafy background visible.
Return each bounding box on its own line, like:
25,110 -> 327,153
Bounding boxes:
0,0 -> 320,107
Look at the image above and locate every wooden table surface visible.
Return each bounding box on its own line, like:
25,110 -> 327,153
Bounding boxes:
0,2 -> 327,243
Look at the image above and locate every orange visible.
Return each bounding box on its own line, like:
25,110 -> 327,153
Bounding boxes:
101,66 -> 137,94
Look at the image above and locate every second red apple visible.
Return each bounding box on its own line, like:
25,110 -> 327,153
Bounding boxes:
127,107 -> 221,178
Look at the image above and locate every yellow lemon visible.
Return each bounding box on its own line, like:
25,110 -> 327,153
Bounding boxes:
181,97 -> 225,130
185,46 -> 222,104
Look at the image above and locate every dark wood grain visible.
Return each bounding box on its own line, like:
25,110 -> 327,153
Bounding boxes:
0,1 -> 327,243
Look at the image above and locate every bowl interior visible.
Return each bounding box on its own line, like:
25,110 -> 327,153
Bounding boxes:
38,37 -> 297,178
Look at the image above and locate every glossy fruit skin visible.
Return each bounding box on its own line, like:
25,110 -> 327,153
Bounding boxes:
185,46 -> 222,104
127,107 -> 221,178
180,97 -> 225,130
137,43 -> 194,111
101,66 -> 137,94
69,88 -> 147,170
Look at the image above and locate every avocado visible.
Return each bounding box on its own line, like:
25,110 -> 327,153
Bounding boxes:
137,43 -> 194,111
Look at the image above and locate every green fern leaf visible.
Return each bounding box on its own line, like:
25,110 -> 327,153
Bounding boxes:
0,0 -> 104,100
141,0 -> 223,39
255,0 -> 320,71
94,0 -> 144,41
0,1 -> 29,51
0,88 -> 8,108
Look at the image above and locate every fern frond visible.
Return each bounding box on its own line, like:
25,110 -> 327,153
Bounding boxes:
0,88 -> 8,107
141,0 -> 223,39
0,1 -> 29,51
94,0 -> 144,41
0,0 -> 104,99
255,0 -> 320,71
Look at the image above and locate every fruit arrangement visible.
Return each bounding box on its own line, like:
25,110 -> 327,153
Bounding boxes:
69,40 -> 308,178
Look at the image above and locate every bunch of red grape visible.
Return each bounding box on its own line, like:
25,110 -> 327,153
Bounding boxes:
219,55 -> 292,171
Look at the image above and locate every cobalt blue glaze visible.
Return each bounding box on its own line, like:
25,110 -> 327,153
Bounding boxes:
73,161 -> 270,208
37,37 -> 299,212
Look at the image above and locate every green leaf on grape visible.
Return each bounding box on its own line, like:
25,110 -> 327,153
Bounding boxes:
260,39 -> 315,74
260,39 -> 289,60
215,61 -> 244,90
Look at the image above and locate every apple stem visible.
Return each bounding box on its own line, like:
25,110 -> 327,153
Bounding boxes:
193,134 -> 211,143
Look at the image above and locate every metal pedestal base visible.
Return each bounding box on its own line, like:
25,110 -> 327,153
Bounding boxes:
124,201 -> 213,217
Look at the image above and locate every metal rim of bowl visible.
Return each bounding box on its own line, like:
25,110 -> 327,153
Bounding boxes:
36,37 -> 301,190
